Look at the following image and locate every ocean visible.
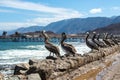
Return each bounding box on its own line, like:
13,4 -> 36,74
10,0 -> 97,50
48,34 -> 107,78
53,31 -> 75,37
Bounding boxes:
0,41 -> 91,74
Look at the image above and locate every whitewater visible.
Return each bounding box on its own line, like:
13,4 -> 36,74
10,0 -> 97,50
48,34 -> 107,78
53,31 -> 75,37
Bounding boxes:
0,41 -> 91,74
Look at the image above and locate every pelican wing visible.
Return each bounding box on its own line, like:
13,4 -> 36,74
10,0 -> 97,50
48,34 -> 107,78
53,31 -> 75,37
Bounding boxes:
94,39 -> 104,47
45,42 -> 60,53
86,40 -> 99,50
103,40 -> 112,46
63,43 -> 77,54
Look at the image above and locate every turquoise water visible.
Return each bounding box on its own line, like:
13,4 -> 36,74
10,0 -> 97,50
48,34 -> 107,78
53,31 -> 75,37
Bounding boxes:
0,42 -> 90,65
0,42 -> 44,50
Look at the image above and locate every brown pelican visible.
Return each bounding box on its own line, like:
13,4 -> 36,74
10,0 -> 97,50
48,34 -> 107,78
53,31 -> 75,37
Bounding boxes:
103,33 -> 112,47
106,33 -> 115,46
85,32 -> 99,51
60,32 -> 77,56
92,32 -> 104,48
109,34 -> 118,45
96,34 -> 107,47
92,32 -> 107,48
42,30 -> 60,57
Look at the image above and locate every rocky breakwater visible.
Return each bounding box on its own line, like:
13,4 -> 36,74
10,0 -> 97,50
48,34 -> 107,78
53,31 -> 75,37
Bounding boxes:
5,45 -> 120,80
0,73 -> 4,80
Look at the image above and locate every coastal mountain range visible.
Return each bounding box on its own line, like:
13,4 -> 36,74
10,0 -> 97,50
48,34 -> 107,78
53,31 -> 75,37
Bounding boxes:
92,22 -> 120,34
4,16 -> 120,34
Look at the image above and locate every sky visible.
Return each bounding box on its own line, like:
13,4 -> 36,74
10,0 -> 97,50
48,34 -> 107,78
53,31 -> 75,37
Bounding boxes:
0,0 -> 120,31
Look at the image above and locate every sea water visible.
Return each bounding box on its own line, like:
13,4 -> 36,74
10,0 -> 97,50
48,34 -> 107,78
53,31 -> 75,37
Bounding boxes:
0,41 -> 91,74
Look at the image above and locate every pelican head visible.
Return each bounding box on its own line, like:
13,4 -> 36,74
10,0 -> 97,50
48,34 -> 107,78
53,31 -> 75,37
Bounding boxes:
41,30 -> 49,40
93,31 -> 97,38
86,32 -> 89,34
96,33 -> 100,40
62,32 -> 66,38
103,33 -> 108,39
93,31 -> 96,36
110,33 -> 113,38
85,32 -> 90,39
93,31 -> 96,34
60,32 -> 67,44
42,30 -> 45,33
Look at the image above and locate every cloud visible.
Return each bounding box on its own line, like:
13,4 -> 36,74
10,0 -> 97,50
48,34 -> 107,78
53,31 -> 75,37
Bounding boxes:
0,0 -> 84,30
0,0 -> 64,14
0,22 -> 37,30
0,11 -> 82,30
111,7 -> 120,10
89,8 -> 102,14
0,0 -> 83,15
29,11 -> 83,26
0,9 -> 15,13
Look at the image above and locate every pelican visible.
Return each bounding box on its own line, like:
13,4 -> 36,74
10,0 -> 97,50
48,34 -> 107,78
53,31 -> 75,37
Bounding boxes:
92,32 -> 103,48
96,34 -> 107,48
106,33 -> 115,46
103,33 -> 112,47
85,32 -> 99,51
60,32 -> 77,56
92,32 -> 106,48
110,34 -> 119,45
41,30 -> 60,57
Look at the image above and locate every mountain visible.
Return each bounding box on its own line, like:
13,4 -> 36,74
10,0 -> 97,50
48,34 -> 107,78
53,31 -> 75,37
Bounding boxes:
45,16 -> 120,34
4,16 -> 120,35
0,30 -> 3,35
92,22 -> 120,34
7,26 -> 44,34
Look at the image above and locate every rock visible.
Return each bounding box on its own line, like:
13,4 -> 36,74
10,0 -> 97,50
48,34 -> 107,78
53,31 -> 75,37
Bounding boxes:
75,57 -> 84,66
55,58 -> 71,71
27,73 -> 41,80
14,63 -> 30,75
26,65 -> 37,74
19,70 -> 27,74
6,75 -> 20,80
17,75 -> 27,80
27,59 -> 55,79
84,54 -> 93,63
67,57 -> 78,68
29,59 -> 39,65
39,68 -> 53,80
0,73 -> 3,80
46,56 -> 57,60
0,64 -> 15,71
85,53 -> 96,61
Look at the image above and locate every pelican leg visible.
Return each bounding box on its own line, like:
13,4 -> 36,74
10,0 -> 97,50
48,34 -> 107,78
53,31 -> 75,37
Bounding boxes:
49,52 -> 51,56
53,53 -> 54,57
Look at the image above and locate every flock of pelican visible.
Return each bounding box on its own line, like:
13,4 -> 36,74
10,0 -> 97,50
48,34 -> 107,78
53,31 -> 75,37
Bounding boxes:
41,30 -> 119,58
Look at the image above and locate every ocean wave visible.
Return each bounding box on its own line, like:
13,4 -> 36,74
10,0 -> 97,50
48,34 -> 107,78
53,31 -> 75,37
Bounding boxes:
0,42 -> 90,65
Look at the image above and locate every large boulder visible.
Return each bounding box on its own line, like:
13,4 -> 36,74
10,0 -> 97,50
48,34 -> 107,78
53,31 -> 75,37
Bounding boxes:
27,73 -> 41,80
29,59 -> 40,65
14,63 -> 30,75
0,73 -> 3,80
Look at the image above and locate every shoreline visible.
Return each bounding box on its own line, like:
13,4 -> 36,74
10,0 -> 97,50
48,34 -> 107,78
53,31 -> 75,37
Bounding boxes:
0,45 -> 120,80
